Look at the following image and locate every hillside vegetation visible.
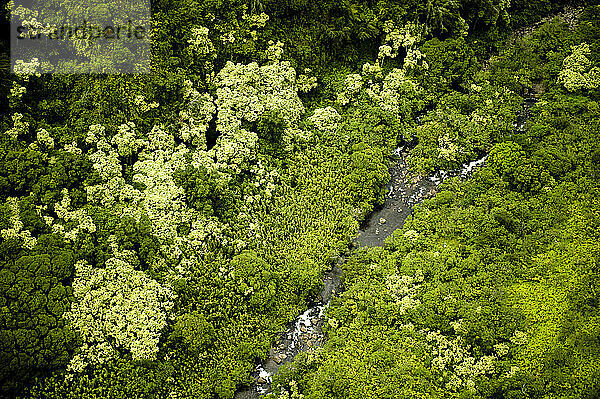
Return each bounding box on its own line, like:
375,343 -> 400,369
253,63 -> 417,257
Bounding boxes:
1,0 -> 600,397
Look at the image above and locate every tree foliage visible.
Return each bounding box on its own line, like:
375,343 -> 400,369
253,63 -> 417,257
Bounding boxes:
2,1 -> 600,398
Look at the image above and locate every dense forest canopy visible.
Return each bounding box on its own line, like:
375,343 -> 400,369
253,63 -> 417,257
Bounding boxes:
1,0 -> 600,397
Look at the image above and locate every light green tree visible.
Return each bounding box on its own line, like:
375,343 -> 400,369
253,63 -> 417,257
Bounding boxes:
558,43 -> 600,92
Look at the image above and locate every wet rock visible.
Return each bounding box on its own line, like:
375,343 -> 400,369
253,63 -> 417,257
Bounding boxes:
379,217 -> 386,224
273,355 -> 281,364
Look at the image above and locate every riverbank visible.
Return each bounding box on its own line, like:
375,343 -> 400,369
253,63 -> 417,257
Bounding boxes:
234,146 -> 491,397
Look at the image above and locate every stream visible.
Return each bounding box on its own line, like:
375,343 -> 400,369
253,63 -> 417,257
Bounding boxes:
234,98 -> 538,398
234,151 -> 487,399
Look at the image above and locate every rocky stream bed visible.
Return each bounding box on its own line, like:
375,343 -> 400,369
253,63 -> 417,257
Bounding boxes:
235,98 -> 538,398
233,150 -> 487,398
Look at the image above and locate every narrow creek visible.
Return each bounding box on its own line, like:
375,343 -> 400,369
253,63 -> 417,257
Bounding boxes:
234,97 -> 538,398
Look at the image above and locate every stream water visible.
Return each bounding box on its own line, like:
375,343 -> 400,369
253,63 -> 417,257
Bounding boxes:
233,264 -> 342,399
234,98 -> 538,398
234,151 -> 487,398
